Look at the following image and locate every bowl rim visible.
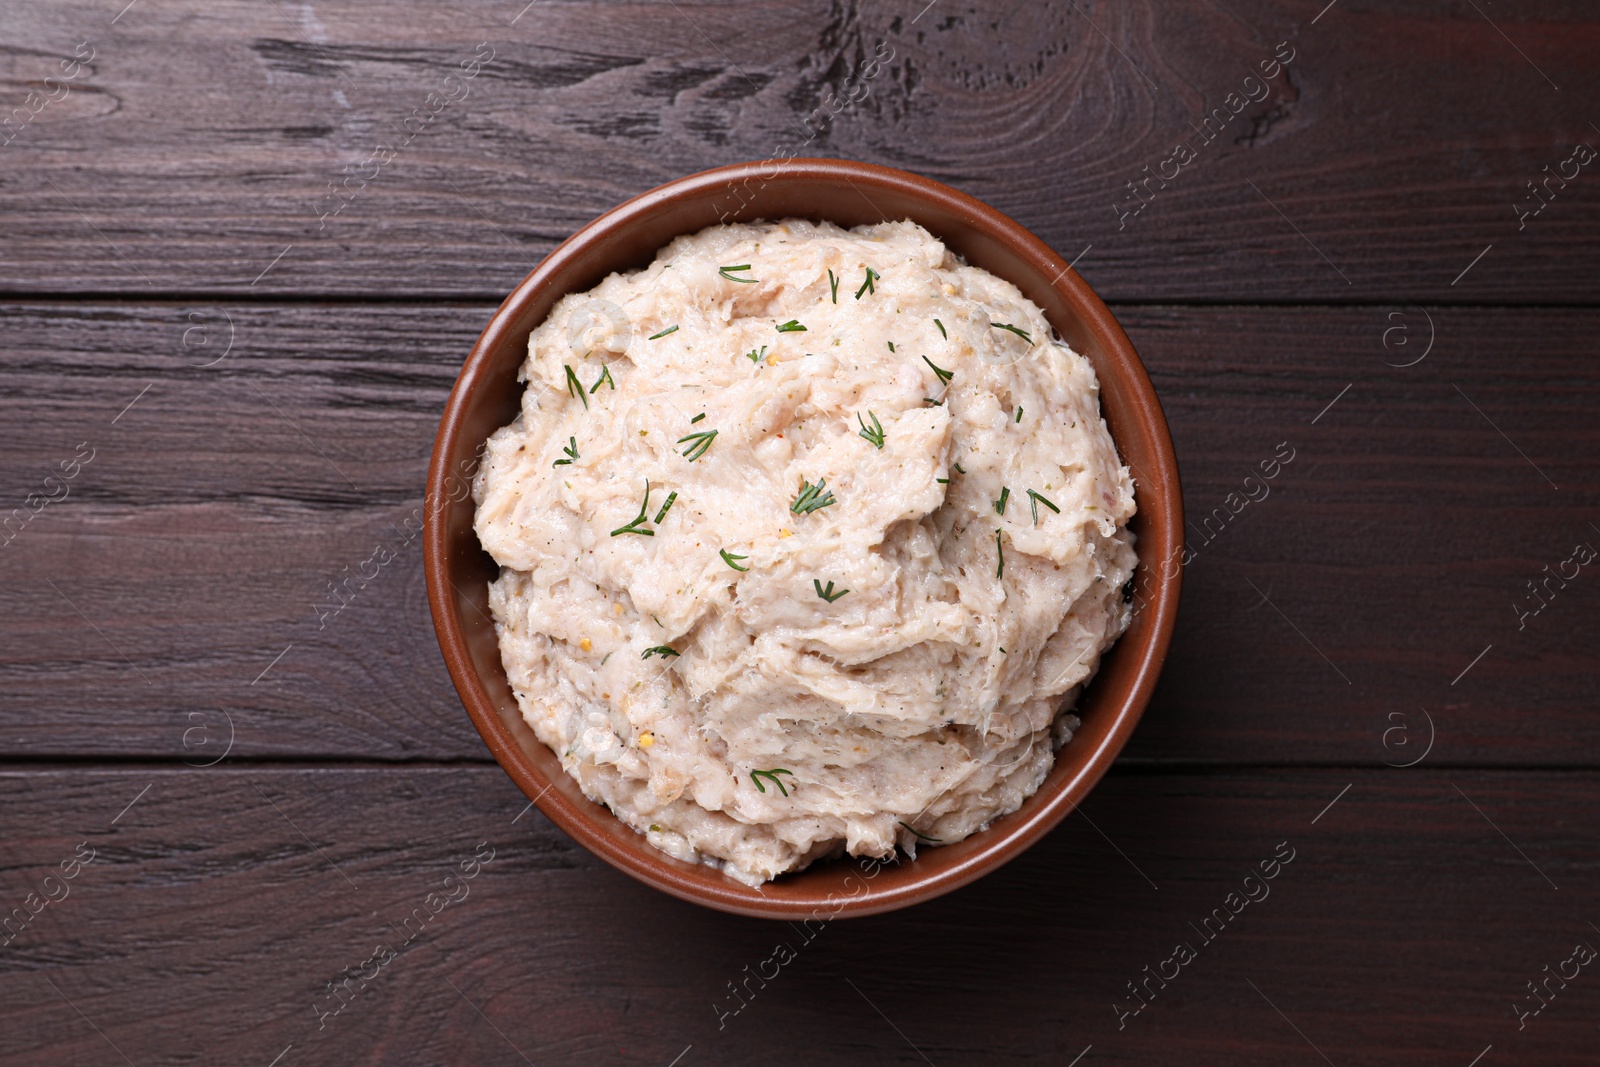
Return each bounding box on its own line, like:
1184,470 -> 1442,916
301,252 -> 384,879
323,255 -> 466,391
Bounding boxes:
425,158 -> 1183,918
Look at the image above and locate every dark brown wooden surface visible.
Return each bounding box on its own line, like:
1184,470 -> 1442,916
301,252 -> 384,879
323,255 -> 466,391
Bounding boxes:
2,1 -> 1598,302
2,0 -> 1598,1063
2,769 -> 1598,1066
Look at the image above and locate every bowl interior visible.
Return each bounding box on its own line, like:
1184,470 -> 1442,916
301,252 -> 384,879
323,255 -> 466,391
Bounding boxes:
425,159 -> 1182,919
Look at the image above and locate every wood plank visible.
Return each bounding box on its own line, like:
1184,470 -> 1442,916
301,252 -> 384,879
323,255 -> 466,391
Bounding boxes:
1,2 -> 1597,301
1,302 -> 1595,764
0,302 -> 486,761
1123,304 -> 1600,767
0,767 -> 1595,1064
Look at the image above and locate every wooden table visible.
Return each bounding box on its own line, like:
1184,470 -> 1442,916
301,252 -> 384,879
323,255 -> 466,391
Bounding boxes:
3,2 -> 1597,1063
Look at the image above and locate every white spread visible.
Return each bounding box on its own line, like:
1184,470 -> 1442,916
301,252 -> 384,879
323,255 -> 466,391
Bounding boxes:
473,219 -> 1137,885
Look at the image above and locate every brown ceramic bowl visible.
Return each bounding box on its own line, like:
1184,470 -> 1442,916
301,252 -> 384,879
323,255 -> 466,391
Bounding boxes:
425,159 -> 1182,919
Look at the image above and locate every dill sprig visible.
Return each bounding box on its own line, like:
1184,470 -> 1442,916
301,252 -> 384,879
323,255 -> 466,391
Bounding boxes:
993,322 -> 1033,344
790,477 -> 836,514
1027,489 -> 1060,524
745,345 -> 768,364
934,318 -> 947,339
553,436 -> 579,467
641,646 -> 679,659
610,481 -> 656,537
923,397 -> 944,406
994,487 -> 1010,514
898,820 -> 943,843
857,410 -> 885,449
887,341 -> 895,352
590,365 -> 615,393
750,768 -> 795,796
718,264 -> 758,283
676,428 -> 718,462
922,355 -> 953,385
653,490 -> 678,524
814,579 -> 849,602
563,364 -> 588,409
776,319 -> 807,333
995,527 -> 1005,578
719,548 -> 748,571
690,412 -> 706,424
855,267 -> 879,299
648,325 -> 679,340
828,268 -> 839,304
1015,406 -> 1023,423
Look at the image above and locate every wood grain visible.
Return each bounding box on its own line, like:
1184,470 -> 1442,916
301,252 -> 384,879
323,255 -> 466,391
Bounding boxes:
1,1 -> 1597,301
0,767 -> 1595,1066
0,302 -> 1594,765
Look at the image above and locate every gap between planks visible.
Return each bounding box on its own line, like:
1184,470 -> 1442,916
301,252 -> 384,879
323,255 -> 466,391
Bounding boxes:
2,293 -> 1600,310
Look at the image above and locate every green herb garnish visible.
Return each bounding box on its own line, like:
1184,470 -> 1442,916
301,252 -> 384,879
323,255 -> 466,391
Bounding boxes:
994,487 -> 1009,515
750,768 -> 795,796
746,345 -> 768,364
898,820 -> 943,843
814,579 -> 849,603
995,527 -> 1005,578
610,481 -> 656,537
590,365 -> 615,393
648,325 -> 679,340
993,322 -> 1033,344
1027,489 -> 1060,524
791,477 -> 836,514
653,490 -> 678,524
922,355 -> 953,385
564,364 -> 588,408
776,319 -> 807,333
641,646 -> 679,659
857,410 -> 885,449
718,264 -> 758,283
954,463 -> 965,474
923,397 -> 944,406
677,428 -> 718,462
887,341 -> 895,352
855,267 -> 879,299
690,412 -> 706,424
553,436 -> 579,467
719,548 -> 749,571
934,318 -> 947,339
828,268 -> 839,304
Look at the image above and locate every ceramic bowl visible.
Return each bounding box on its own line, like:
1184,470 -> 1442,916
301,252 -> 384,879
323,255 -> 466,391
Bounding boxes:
424,158 -> 1183,918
